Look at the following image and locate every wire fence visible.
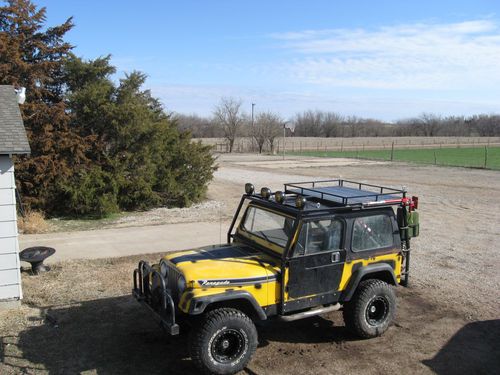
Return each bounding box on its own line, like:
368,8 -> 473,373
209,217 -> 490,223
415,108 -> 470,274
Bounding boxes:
201,136 -> 500,154
201,137 -> 500,170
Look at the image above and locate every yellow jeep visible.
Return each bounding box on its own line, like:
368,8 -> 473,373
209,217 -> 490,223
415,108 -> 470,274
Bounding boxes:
133,179 -> 419,374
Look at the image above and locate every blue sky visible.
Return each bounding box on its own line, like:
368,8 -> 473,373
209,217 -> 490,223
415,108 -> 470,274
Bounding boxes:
37,0 -> 500,121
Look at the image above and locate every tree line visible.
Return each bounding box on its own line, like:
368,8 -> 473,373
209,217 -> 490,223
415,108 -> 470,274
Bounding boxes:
1,0 -> 215,217
177,102 -> 500,151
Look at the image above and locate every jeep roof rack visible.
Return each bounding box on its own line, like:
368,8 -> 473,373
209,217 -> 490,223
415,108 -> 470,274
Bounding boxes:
283,179 -> 407,209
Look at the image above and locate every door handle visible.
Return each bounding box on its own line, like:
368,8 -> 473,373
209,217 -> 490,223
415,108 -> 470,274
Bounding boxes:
331,251 -> 340,263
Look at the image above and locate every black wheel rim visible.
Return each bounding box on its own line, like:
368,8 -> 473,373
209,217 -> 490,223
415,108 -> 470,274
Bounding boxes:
211,329 -> 245,364
366,296 -> 389,326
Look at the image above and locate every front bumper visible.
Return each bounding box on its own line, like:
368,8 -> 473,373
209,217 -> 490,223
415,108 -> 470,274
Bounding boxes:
132,260 -> 180,335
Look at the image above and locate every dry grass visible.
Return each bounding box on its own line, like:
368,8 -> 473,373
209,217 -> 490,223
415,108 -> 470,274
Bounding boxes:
1,254 -> 498,374
17,210 -> 50,234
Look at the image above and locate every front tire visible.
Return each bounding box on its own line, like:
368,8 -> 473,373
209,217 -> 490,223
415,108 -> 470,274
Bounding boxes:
343,279 -> 396,338
190,308 -> 258,375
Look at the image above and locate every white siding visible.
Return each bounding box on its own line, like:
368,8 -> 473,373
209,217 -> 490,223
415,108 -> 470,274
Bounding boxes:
0,189 -> 15,206
0,237 -> 17,254
0,284 -> 21,300
0,204 -> 16,222
0,268 -> 18,285
0,220 -> 17,238
0,253 -> 18,270
0,155 -> 21,301
0,169 -> 14,189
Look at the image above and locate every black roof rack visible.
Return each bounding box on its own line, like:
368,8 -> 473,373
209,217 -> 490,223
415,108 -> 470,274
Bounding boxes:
284,179 -> 406,208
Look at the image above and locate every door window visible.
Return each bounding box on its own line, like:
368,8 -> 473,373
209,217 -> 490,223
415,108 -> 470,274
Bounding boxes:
352,214 -> 394,251
295,219 -> 343,256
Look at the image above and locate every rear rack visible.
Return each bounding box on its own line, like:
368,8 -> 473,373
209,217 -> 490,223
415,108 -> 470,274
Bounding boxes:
284,179 -> 407,208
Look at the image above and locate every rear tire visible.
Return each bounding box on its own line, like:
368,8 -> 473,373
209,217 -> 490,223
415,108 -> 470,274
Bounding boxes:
343,279 -> 396,338
190,308 -> 258,375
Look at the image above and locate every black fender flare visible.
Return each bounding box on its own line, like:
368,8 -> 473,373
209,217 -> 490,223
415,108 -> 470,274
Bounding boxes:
340,263 -> 397,302
188,290 -> 267,320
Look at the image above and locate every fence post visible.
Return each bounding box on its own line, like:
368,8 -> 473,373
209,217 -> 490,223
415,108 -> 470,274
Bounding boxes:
390,141 -> 395,161
341,140 -> 343,152
484,146 -> 488,168
434,151 -> 437,165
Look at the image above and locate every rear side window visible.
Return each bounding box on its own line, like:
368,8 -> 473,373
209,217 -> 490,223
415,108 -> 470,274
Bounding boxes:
352,214 -> 393,251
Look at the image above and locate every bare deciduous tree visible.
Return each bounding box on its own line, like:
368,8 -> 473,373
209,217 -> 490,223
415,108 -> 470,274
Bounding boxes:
174,113 -> 221,138
322,112 -> 343,137
416,113 -> 441,136
293,110 -> 323,137
213,97 -> 245,152
252,112 -> 282,153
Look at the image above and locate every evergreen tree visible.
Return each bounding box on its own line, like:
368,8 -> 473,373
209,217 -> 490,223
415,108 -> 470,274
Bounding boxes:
61,56 -> 216,215
0,0 -> 94,211
1,1 -> 216,217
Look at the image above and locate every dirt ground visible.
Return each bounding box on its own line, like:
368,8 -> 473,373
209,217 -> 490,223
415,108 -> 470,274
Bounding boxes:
2,154 -> 500,374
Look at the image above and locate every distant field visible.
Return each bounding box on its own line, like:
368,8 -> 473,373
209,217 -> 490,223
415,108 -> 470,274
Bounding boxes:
292,146 -> 500,170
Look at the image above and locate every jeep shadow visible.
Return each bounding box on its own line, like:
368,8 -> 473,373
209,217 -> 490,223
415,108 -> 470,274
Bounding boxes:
422,319 -> 500,375
2,296 -> 193,374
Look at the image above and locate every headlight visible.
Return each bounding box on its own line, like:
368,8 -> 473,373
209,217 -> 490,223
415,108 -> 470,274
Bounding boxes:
160,260 -> 169,278
177,275 -> 186,293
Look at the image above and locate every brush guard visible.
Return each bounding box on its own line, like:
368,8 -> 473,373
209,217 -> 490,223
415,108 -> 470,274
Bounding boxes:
133,260 -> 180,335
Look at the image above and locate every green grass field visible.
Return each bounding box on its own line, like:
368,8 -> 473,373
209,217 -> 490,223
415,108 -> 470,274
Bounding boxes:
293,146 -> 500,170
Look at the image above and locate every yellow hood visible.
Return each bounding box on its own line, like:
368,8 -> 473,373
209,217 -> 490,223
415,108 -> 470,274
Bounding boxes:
163,244 -> 280,288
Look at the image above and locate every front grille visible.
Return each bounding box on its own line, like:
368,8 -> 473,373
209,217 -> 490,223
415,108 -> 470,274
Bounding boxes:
166,264 -> 181,302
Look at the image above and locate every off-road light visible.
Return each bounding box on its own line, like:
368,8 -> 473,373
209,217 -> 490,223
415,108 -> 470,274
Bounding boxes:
177,275 -> 186,293
160,260 -> 169,278
245,183 -> 255,195
261,187 -> 271,199
295,196 -> 306,209
275,191 -> 285,204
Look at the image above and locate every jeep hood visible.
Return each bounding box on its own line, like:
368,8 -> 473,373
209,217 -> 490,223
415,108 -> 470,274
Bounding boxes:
162,244 -> 280,287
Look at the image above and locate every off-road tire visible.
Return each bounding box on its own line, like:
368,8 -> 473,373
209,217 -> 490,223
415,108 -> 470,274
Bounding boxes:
343,279 -> 396,339
190,308 -> 258,375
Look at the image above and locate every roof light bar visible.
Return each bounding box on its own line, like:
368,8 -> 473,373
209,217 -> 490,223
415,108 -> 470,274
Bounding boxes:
275,191 -> 285,204
261,187 -> 271,200
245,183 -> 255,195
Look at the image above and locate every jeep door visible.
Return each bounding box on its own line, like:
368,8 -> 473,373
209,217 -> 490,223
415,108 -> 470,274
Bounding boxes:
284,217 -> 346,312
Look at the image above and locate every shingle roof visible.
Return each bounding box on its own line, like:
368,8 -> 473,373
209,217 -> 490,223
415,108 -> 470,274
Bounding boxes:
0,85 -> 30,155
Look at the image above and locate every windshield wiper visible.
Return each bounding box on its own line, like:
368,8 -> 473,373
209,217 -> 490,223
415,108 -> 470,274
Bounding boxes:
257,231 -> 286,247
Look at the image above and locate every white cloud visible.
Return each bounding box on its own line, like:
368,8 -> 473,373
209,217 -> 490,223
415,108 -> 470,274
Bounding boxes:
150,84 -> 499,121
271,19 -> 500,90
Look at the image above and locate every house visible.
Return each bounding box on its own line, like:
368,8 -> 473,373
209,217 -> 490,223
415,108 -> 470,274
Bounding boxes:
0,85 -> 30,308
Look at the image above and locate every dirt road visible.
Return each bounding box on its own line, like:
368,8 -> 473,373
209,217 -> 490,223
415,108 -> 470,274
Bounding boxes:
20,221 -> 226,263
4,153 -> 500,374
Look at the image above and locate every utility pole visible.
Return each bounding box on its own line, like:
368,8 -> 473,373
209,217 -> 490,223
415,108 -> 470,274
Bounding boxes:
251,103 -> 256,153
251,103 -> 255,127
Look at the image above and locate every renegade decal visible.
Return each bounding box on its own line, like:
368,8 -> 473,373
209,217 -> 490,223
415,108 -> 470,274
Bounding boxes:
198,275 -> 276,287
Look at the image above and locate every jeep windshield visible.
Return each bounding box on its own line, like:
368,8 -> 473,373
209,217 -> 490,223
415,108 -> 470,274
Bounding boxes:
241,205 -> 296,250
